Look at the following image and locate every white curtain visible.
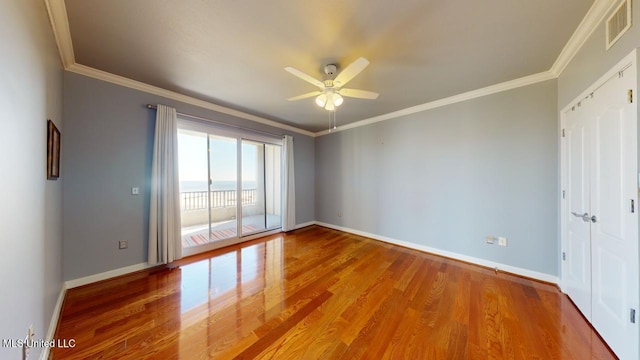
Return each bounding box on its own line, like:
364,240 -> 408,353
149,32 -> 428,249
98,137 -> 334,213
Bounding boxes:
148,104 -> 182,265
282,135 -> 296,231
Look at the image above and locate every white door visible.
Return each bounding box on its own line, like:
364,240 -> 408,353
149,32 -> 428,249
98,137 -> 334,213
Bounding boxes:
589,69 -> 638,360
563,102 -> 592,321
563,62 -> 639,360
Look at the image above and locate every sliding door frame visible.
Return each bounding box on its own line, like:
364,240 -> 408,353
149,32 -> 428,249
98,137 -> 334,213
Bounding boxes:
178,118 -> 284,257
239,138 -> 283,235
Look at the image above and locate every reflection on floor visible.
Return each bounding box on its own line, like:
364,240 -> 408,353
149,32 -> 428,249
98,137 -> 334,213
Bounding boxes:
180,242 -> 264,313
51,226 -> 618,359
181,214 -> 281,248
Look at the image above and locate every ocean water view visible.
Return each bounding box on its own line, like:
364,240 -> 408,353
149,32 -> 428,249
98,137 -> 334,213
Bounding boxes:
180,180 -> 257,192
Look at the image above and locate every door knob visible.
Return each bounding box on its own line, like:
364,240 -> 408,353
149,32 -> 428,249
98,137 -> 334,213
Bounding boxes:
570,212 -> 597,223
571,212 -> 591,222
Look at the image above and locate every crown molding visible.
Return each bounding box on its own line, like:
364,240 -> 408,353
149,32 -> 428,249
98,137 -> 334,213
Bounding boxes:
44,0 -> 74,68
45,0 -> 612,138
550,0 -> 618,77
66,64 -> 315,137
316,0 -> 617,137
43,0 -> 314,138
315,71 -> 556,136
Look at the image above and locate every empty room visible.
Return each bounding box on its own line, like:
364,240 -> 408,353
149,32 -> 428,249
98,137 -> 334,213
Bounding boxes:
2,0 -> 639,359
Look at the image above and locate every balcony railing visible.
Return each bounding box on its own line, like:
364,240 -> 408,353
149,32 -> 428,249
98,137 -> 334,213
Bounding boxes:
181,189 -> 256,211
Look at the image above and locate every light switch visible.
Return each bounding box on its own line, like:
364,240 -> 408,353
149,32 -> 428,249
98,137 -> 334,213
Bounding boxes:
131,187 -> 140,195
498,237 -> 508,246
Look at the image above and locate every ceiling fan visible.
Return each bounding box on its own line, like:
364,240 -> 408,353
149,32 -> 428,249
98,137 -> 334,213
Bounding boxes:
285,57 -> 379,111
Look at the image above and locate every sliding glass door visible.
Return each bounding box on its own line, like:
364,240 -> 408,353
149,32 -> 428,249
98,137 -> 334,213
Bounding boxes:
177,129 -> 214,248
178,121 -> 282,255
208,134 -> 238,241
241,141 -> 282,236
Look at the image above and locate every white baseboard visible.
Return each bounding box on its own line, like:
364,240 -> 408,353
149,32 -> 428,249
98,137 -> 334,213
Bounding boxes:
294,221 -> 316,230
315,222 -> 559,285
42,264 -> 157,359
65,262 -> 155,289
42,223 -> 558,360
40,284 -> 67,360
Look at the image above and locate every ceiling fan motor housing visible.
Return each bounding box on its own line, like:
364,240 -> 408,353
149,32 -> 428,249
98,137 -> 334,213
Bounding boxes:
324,64 -> 337,75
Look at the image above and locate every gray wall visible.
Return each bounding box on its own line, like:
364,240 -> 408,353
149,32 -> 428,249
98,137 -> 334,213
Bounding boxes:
559,3 -> 640,107
0,0 -> 64,358
316,80 -> 559,276
39,0 -> 632,290
63,72 -> 314,280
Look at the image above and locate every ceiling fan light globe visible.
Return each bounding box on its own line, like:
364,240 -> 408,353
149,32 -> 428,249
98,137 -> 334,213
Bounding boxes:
325,102 -> 335,111
315,94 -> 327,107
333,93 -> 344,106
326,91 -> 334,103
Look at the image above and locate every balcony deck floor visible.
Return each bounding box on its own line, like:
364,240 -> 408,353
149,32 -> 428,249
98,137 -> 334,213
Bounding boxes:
182,214 -> 281,248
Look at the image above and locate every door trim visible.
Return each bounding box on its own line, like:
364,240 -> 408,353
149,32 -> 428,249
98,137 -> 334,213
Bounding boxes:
559,48 -> 638,293
178,119 -> 284,257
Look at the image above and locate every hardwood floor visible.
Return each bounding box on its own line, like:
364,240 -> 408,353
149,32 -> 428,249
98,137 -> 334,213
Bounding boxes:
51,226 -> 615,359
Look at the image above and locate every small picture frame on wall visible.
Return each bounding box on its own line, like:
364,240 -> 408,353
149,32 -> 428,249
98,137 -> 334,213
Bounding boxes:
47,119 -> 60,180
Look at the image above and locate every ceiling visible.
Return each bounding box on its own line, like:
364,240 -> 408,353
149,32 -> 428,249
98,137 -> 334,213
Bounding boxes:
60,0 -> 595,133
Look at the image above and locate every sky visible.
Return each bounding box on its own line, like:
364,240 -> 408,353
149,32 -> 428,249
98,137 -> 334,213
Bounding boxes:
178,130 -> 257,182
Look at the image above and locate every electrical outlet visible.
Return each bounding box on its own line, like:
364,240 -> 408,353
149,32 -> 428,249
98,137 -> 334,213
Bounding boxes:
485,236 -> 495,244
119,240 -> 128,249
131,187 -> 140,195
338,211 -> 343,218
498,237 -> 508,246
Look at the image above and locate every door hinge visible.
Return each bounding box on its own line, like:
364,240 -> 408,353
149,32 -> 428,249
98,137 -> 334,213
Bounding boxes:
561,129 -> 565,138
631,308 -> 636,323
632,199 -> 635,213
562,190 -> 566,199
628,89 -> 633,103
562,252 -> 566,261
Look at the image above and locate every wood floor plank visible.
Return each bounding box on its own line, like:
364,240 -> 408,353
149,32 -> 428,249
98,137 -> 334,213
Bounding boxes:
380,307 -> 420,360
50,226 -> 618,359
339,288 -> 408,360
232,290 -> 333,359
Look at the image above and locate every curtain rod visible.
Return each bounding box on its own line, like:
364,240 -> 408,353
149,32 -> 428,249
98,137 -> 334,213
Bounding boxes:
146,104 -> 284,139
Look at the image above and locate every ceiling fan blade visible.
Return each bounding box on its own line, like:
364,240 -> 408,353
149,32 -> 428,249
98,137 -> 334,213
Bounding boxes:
287,91 -> 322,101
333,57 -> 370,88
338,88 -> 379,99
284,67 -> 325,88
